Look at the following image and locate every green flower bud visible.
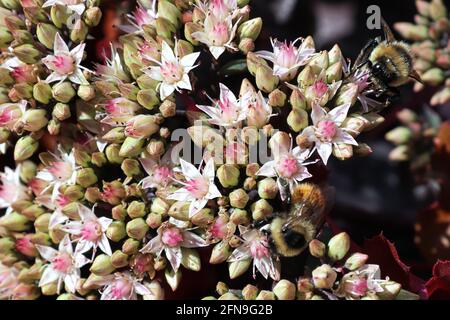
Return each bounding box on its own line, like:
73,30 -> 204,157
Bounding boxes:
146,139 -> 165,158
288,108 -> 309,133
229,189 -> 249,208
90,152 -> 107,167
187,125 -> 225,148
309,239 -> 326,258
229,259 -> 251,279
110,205 -> 126,222
327,232 -> 350,261
119,137 -> 145,158
106,221 -> 127,242
216,281 -> 229,296
34,213 -> 51,233
184,22 -> 202,45
0,126 -> 10,143
218,292 -> 239,300
385,126 -> 412,145
268,89 -> 286,107
257,178 -> 278,200
74,149 -> 91,167
176,39 -> 193,58
12,83 -> 33,100
49,120 -> 62,136
22,109 -> 48,132
19,160 -> 36,184
32,81 -> 52,104
13,44 -> 42,64
0,212 -> 29,231
77,84 -> 96,101
181,247 -> 201,271
90,254 -> 115,276
333,143 -> 353,160
273,280 -> 296,300
146,212 -> 163,229
389,145 -> 410,161
41,282 -> 58,296
0,26 -> 12,48
217,164 -> 240,188
126,218 -> 149,240
326,61 -> 343,83
111,250 -> 129,269
155,17 -> 176,41
84,7 -> 102,27
122,238 -> 140,255
51,103 -> 71,121
105,144 -> 125,164
256,290 -> 276,300
70,20 -> 89,43
297,65 -> 315,88
309,50 -> 329,74
159,99 -> 176,117
63,185 -> 84,202
21,204 -> 45,221
246,52 -> 268,77
11,200 -> 33,215
165,267 -> 182,291
151,198 -> 170,215
244,164 -> 259,177
158,0 -> 181,28
354,143 -> 373,157
328,44 -> 343,66
230,208 -> 250,225
210,241 -> 232,264
191,208 -> 214,226
127,201 -> 146,219
251,199 -> 273,221
238,37 -> 255,54
76,168 -> 98,188
377,281 -> 402,300
14,135 -> 38,161
312,264 -> 337,289
242,284 -> 259,300
137,89 -> 159,110
0,237 -> 14,254
429,0 -> 447,21
168,201 -> 190,221
36,23 -> 58,49
344,252 -> 369,271
52,82 -> 76,103
121,159 -> 141,178
103,128 -> 126,144
394,23 -> 428,41
238,18 -> 262,41
255,65 -> 279,93
421,67 -> 444,86
0,67 -> 13,86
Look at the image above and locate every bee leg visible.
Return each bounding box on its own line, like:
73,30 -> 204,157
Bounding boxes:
251,215 -> 275,229
353,38 -> 381,70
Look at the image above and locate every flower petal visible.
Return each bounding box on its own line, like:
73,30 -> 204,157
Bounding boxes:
165,247 -> 182,272
316,142 -> 333,165
256,160 -> 276,177
35,245 -> 58,262
39,266 -> 59,287
159,82 -> 175,100
53,33 -> 69,54
182,230 -> 208,248
311,103 -> 326,125
329,103 -> 351,126
180,51 -> 200,68
334,128 -> 358,146
161,41 -> 176,64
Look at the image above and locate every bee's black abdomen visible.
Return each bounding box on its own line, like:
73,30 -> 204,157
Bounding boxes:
282,228 -> 306,249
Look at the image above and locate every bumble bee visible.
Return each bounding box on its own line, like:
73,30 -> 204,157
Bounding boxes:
256,183 -> 328,258
353,18 -> 422,102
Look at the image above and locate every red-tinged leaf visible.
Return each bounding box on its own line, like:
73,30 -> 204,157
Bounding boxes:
425,260 -> 450,300
363,233 -> 427,299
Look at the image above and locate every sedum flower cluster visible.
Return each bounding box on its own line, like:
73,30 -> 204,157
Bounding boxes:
205,232 -> 419,300
0,0 -> 418,300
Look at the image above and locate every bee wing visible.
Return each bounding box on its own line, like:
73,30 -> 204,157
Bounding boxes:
353,38 -> 379,71
381,17 -> 396,42
285,184 -> 334,230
